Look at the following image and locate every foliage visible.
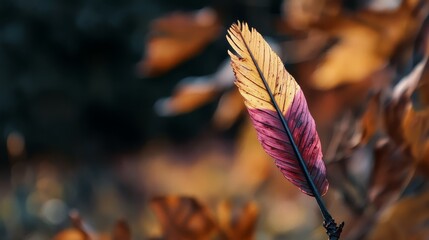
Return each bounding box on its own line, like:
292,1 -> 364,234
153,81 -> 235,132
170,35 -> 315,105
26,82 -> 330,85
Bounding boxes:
2,0 -> 429,239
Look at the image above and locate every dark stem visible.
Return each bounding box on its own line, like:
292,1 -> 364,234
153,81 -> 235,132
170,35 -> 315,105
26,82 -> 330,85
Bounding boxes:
238,30 -> 344,239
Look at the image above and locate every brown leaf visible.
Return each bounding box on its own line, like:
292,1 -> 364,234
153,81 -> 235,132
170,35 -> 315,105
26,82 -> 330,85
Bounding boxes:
154,81 -> 218,116
112,219 -> 131,240
311,19 -> 386,89
217,201 -> 259,240
150,196 -> 217,240
326,146 -> 370,213
402,106 -> 429,174
138,8 -> 221,77
53,229 -> 90,240
384,58 -> 427,144
54,212 -> 90,240
384,95 -> 411,145
413,59 -> 429,110
368,139 -> 414,209
392,58 -> 427,101
212,89 -> 245,130
310,0 -> 424,90
280,30 -> 334,63
282,0 -> 341,30
154,59 -> 235,116
367,191 -> 429,240
359,92 -> 382,145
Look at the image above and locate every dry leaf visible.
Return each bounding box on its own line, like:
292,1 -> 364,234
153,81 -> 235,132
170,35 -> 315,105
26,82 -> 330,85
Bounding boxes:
384,94 -> 411,145
413,59 -> 429,110
154,59 -> 234,116
327,147 -> 370,213
138,8 -> 221,77
353,0 -> 424,57
282,0 -> 341,30
150,196 -> 216,240
112,219 -> 131,240
280,30 -> 335,63
212,89 -> 245,130
154,81 -> 218,116
368,139 -> 414,209
54,212 -> 90,240
392,58 -> 427,100
359,92 -> 382,145
311,18 -> 386,89
402,106 -> 429,174
53,229 -> 90,240
384,58 -> 428,144
367,191 -> 429,240
217,201 -> 259,240
311,0 -> 425,89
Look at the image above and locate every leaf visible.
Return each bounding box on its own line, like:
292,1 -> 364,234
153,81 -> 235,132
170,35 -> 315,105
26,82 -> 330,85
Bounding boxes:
310,0 -> 425,90
53,229 -> 90,240
150,196 -> 217,240
217,201 -> 259,240
154,59 -> 234,116
154,80 -> 218,116
412,59 -> 429,110
359,91 -> 382,145
54,211 -> 90,240
227,22 -> 329,196
402,106 -> 429,174
367,191 -> 429,240
112,219 -> 131,240
212,89 -> 245,130
282,0 -> 341,31
280,30 -> 335,63
311,19 -> 385,90
138,8 -> 221,77
392,58 -> 427,101
384,95 -> 411,145
368,139 -> 414,209
384,58 -> 427,144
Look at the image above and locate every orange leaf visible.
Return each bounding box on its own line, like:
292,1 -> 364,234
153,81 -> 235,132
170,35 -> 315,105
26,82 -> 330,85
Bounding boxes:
384,58 -> 427,144
150,196 -> 216,240
53,229 -> 90,240
217,201 -> 259,240
367,192 -> 429,240
154,81 -> 218,116
413,59 -> 429,110
212,89 -> 245,130
310,0 -> 425,89
359,92 -> 382,145
402,106 -> 429,174
112,219 -> 131,240
138,8 -> 221,77
369,139 -> 414,208
54,212 -> 90,240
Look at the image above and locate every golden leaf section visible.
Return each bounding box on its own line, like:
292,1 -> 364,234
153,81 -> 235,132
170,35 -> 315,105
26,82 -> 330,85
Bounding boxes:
227,22 -> 299,113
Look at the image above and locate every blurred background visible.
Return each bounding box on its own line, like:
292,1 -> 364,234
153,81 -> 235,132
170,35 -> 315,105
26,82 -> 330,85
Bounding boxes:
0,0 -> 429,239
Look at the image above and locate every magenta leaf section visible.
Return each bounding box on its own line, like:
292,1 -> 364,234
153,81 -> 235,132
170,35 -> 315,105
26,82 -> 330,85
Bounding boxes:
247,90 -> 329,196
